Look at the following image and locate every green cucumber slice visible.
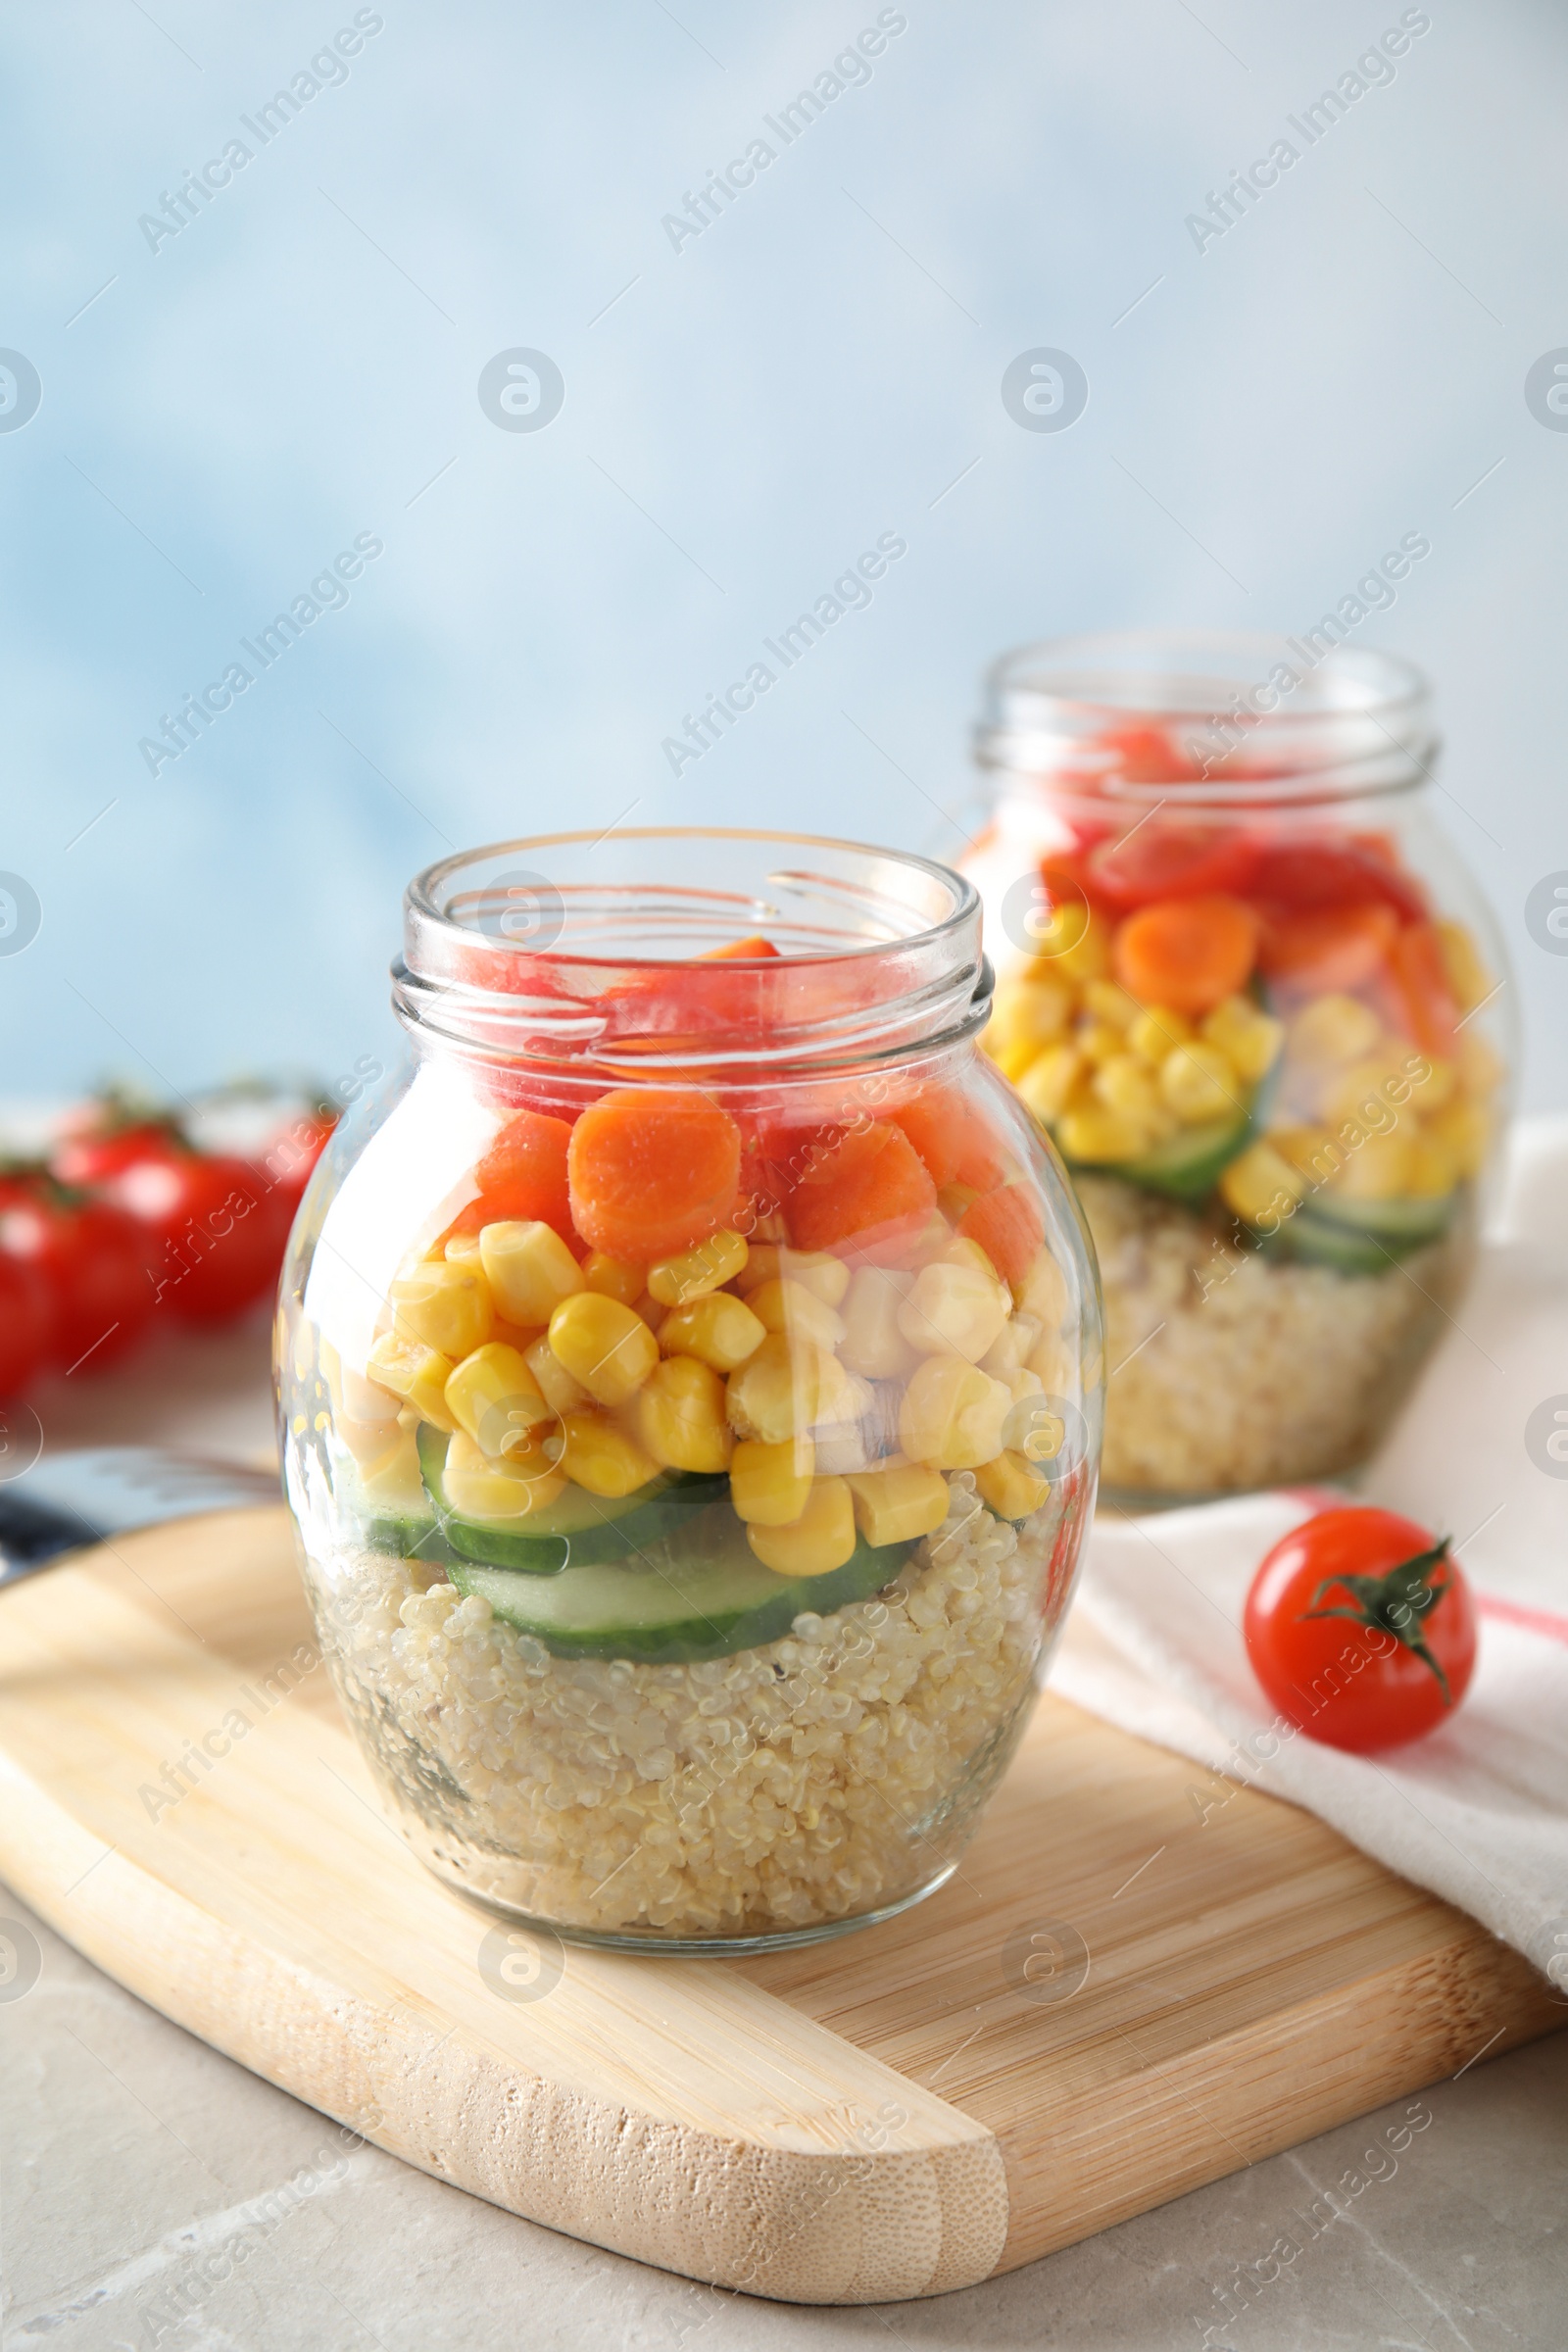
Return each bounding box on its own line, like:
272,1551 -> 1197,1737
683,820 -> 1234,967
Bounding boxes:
337,1451 -> 450,1562
446,1502 -> 914,1662
416,1423 -> 726,1575
1114,1111 -> 1253,1203
1260,1209 -> 1403,1276
1298,1188 -> 1456,1246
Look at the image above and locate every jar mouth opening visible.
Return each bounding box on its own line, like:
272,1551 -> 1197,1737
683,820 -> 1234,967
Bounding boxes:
976,628 -> 1436,808
395,827 -> 988,1074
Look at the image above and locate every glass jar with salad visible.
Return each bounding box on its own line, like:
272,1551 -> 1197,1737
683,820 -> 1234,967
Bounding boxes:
963,631 -> 1512,1507
277,831 -> 1102,1951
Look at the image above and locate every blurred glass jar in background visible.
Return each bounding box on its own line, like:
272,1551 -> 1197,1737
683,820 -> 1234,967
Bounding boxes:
961,631 -> 1513,1507
277,830 -> 1102,1951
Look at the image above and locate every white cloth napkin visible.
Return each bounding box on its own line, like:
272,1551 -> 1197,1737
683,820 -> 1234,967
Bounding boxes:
1051,1115 -> 1568,1987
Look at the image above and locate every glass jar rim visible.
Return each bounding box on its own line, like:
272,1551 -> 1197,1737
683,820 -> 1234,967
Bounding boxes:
393,826 -> 990,1075
975,627 -> 1438,810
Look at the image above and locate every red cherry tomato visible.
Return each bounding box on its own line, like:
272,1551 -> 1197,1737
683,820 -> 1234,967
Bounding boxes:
0,1179 -> 154,1371
50,1116 -> 185,1189
1086,822 -> 1262,909
0,1250 -> 55,1393
1245,1506 -> 1477,1752
106,1152 -> 290,1323
253,1110 -> 336,1218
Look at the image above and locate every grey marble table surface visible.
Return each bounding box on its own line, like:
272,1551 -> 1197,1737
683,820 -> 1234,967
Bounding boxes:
4,1317 -> 1566,2352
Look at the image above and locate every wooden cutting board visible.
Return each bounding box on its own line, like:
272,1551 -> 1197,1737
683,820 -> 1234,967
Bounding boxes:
0,1507 -> 1558,2305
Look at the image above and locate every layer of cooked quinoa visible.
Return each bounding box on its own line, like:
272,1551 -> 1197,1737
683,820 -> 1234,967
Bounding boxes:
1080,1174 -> 1477,1500
303,1475 -> 1070,1941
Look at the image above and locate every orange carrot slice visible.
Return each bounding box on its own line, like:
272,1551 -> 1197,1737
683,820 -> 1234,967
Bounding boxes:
784,1121 -> 937,1263
449,1108 -> 575,1242
957,1186 -> 1044,1288
1388,922 -> 1460,1057
1112,895 -> 1260,1016
700,935 -> 780,959
892,1088 -> 1005,1192
567,1087 -> 742,1261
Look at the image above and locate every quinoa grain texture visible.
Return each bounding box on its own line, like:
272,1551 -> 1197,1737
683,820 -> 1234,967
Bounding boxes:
302,1474 -> 1075,1942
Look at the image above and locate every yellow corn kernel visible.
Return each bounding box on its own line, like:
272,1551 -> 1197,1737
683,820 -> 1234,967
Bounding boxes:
582,1252 -> 646,1307
335,1355 -> 401,1425
975,1450 -> 1051,1522
338,1408 -> 405,1467
726,1334 -> 823,1443
646,1228 -> 749,1307
1289,993 -> 1382,1067
981,1308 -> 1042,1378
811,1352 -> 869,1433
1014,1247 -> 1068,1329
1405,1131 -> 1459,1198
358,1421 -> 427,1512
1076,1020 -> 1128,1067
1127,1004 -> 1194,1064
1200,995 -> 1286,1084
444,1429 -> 565,1520
991,1035 -> 1042,1081
523,1332 -> 589,1417
1219,1142 -> 1308,1227
1403,1053 -> 1457,1111
844,1462 -> 950,1547
1057,1104 -> 1150,1163
1435,917 -> 1494,1014
551,1408 -> 660,1497
442,1230 -> 482,1266
897,1255 -> 1010,1364
746,1277 -> 846,1354
659,1290 -> 766,1374
366,1332 -> 458,1432
898,1356 -> 1012,1469
730,1435 -> 815,1525
1093,1052 -> 1165,1123
1052,918 -> 1109,983
1320,1054 -> 1414,1131
987,973 -> 1072,1058
1425,1097 -> 1490,1178
936,1183 -> 981,1226
1008,1389 -> 1065,1464
388,1259 -> 493,1359
636,1354 -> 733,1474
444,1342 -> 555,1461
547,1291 -> 660,1406
1015,1044 -> 1083,1124
1331,1130 -> 1414,1201
1082,978 -> 1141,1030
746,1477 -> 857,1578
1271,1124 -> 1342,1185
739,1246 -> 850,1307
838,1267 -> 918,1381
1159,1042 -> 1243,1125
1456,1034 -> 1501,1098
478,1221 -> 585,1327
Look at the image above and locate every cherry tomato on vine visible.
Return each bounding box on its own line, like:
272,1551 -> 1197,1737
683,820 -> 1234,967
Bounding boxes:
0,1177 -> 154,1372
105,1151 -> 290,1323
1245,1506 -> 1477,1752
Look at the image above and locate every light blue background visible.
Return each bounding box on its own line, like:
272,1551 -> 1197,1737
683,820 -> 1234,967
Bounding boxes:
4,0 -> 1565,1106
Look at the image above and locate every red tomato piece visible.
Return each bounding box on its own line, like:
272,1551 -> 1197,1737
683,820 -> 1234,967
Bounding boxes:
699,935 -> 780,959
783,1121 -> 937,1263
1086,822 -> 1262,910
1258,903 -> 1399,995
1249,838 -> 1428,923
448,1109 -> 576,1244
0,1181 -> 154,1369
107,1152 -> 290,1323
0,1251 -> 54,1393
1244,1505 -> 1477,1752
